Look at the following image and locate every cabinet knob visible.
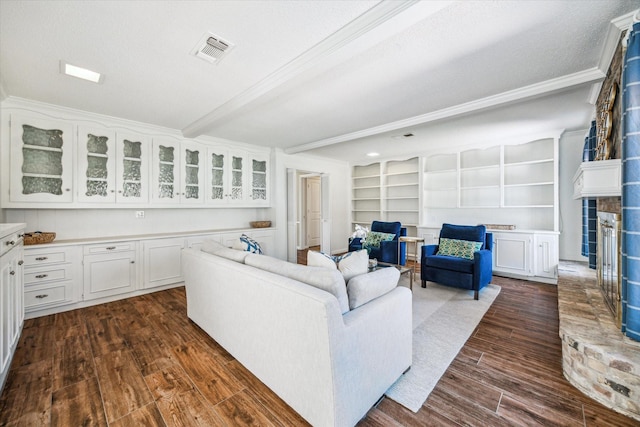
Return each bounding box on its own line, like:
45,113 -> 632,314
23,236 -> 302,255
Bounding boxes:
9,270 -> 15,275
130,260 -> 135,264
35,294 -> 48,299
18,260 -> 24,266
6,240 -> 15,246
65,188 -> 70,192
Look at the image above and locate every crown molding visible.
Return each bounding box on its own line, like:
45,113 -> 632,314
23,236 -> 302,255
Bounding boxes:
285,68 -> 603,155
597,9 -> 638,73
181,0 -> 424,139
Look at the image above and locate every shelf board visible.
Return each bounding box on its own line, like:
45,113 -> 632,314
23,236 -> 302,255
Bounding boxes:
504,158 -> 553,167
352,197 -> 381,201
384,171 -> 419,177
353,209 -> 382,212
504,182 -> 554,188
460,185 -> 500,190
386,196 -> 418,200
385,209 -> 419,213
352,185 -> 381,190
384,183 -> 419,188
352,174 -> 380,180
459,164 -> 500,172
503,205 -> 554,208
424,169 -> 456,174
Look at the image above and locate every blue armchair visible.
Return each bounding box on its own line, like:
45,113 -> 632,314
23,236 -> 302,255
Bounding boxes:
349,221 -> 407,265
421,224 -> 493,300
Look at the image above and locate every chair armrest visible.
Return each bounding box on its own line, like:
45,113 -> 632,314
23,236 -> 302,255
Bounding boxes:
422,244 -> 438,258
473,249 -> 493,288
349,237 -> 363,252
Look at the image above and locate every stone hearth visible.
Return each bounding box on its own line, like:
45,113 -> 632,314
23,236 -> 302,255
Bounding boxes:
557,261 -> 640,421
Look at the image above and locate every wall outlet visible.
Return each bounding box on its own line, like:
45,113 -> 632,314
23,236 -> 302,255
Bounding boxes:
135,210 -> 145,219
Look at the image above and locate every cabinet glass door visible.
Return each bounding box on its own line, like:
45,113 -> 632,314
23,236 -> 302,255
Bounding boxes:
116,134 -> 149,203
209,150 -> 225,201
181,142 -> 204,203
10,115 -> 74,202
230,155 -> 244,200
77,126 -> 116,203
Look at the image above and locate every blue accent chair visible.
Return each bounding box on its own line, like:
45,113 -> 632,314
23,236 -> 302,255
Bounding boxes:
349,221 -> 407,265
420,224 -> 493,300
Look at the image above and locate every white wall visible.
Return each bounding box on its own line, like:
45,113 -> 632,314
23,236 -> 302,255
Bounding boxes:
4,207 -> 270,241
558,129 -> 588,261
271,149 -> 350,260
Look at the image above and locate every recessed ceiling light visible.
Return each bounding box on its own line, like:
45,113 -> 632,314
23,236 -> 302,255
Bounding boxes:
60,61 -> 103,83
366,152 -> 380,157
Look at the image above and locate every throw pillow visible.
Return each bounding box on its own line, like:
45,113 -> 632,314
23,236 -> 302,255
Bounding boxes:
336,250 -> 369,282
307,250 -> 369,282
437,238 -> 482,260
362,231 -> 396,251
233,234 -> 263,254
346,266 -> 400,309
307,250 -> 337,270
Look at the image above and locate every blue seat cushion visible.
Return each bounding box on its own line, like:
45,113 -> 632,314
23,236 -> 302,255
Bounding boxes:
423,254 -> 474,274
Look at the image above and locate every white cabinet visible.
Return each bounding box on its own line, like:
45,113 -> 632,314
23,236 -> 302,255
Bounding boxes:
9,115 -> 74,203
0,224 -> 25,393
142,237 -> 185,289
352,162 -> 381,226
151,138 -> 205,205
383,157 -> 420,236
534,233 -> 559,280
83,242 -> 138,300
207,146 -> 247,204
249,152 -> 269,205
116,133 -> 150,203
491,230 -> 559,284
23,245 -> 80,312
492,232 -> 532,277
76,126 -> 117,203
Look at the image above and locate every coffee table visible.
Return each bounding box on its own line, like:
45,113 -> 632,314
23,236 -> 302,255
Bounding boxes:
373,261 -> 414,290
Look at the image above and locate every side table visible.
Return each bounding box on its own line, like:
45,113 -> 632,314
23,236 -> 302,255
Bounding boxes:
398,236 -> 425,284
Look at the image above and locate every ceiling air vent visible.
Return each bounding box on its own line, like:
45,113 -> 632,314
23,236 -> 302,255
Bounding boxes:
192,32 -> 234,64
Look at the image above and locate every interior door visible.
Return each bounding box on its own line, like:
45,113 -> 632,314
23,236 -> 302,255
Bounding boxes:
287,169 -> 298,263
306,177 -> 321,247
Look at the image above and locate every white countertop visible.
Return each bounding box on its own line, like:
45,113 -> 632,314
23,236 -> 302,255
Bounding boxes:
21,226 -> 275,248
0,223 -> 26,239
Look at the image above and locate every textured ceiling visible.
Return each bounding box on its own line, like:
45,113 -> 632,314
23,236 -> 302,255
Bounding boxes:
1,0 -> 638,163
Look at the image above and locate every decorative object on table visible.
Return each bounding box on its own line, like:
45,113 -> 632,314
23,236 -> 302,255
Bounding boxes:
368,258 -> 377,271
23,231 -> 56,245
249,220 -> 271,228
421,223 -> 493,300
481,224 -> 515,230
348,221 -> 407,265
351,224 -> 369,240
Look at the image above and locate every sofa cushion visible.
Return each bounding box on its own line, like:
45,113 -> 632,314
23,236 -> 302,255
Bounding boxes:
201,240 -> 249,263
437,238 -> 482,260
307,250 -> 369,283
346,267 -> 400,310
424,254 -> 474,274
440,223 -> 486,250
233,233 -> 263,254
245,254 -> 350,314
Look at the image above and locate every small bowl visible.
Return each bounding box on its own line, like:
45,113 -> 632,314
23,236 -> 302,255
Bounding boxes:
250,221 -> 272,228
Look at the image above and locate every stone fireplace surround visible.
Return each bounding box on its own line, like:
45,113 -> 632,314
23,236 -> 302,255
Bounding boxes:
558,261 -> 640,421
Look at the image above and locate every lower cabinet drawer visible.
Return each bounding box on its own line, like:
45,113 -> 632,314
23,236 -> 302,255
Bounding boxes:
24,265 -> 73,285
24,282 -> 74,310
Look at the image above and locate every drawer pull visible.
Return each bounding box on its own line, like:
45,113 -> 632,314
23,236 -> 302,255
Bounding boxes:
106,246 -> 116,250
6,240 -> 15,246
35,257 -> 48,261
35,294 -> 48,299
35,274 -> 48,279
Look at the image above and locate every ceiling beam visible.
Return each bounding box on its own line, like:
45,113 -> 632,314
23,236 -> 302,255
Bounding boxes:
181,0 -> 443,139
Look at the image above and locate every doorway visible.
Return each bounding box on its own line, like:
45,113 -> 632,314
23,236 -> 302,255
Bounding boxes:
287,169 -> 330,263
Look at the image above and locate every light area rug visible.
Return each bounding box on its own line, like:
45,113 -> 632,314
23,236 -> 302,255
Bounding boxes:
384,278 -> 501,412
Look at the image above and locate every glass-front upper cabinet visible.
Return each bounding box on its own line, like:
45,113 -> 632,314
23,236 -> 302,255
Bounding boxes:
180,141 -> 204,204
151,137 -> 179,204
116,133 -> 150,203
77,126 -> 116,203
207,146 -> 246,204
10,115 -> 74,202
249,152 -> 269,204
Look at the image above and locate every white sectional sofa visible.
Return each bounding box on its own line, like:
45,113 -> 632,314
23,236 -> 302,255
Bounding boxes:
181,244 -> 412,427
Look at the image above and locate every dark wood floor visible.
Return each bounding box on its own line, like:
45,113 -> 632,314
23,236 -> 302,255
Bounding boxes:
1,265 -> 637,426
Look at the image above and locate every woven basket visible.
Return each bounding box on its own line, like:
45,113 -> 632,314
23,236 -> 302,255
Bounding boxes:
23,232 -> 56,245
250,221 -> 272,228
